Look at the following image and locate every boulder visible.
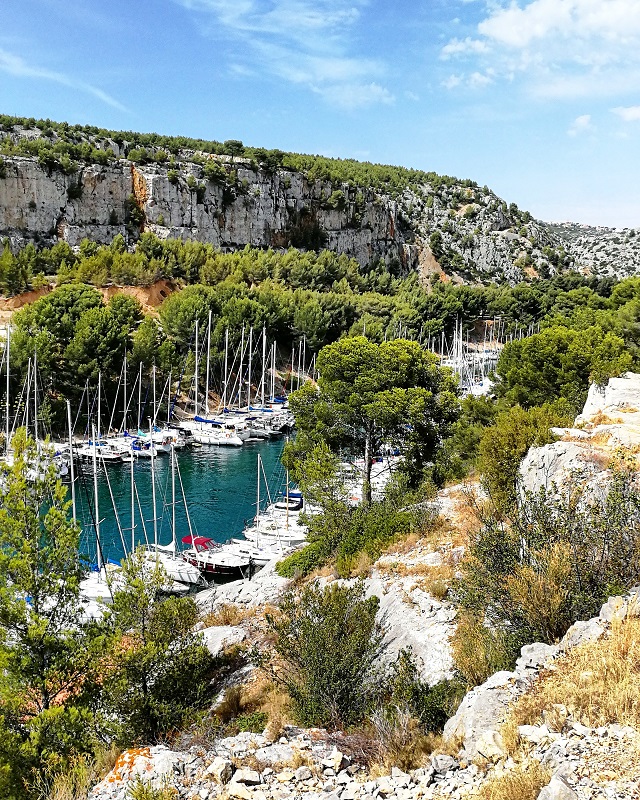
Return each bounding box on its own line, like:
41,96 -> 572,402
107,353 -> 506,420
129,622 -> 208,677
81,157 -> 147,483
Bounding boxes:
232,768 -> 261,785
559,618 -> 605,650
442,670 -> 517,758
516,642 -> 558,673
537,774 -> 579,800
206,756 -> 235,784
200,625 -> 245,657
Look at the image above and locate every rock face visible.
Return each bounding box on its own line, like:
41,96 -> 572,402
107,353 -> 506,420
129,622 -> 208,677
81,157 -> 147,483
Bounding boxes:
520,372 -> 640,496
0,145 -> 570,281
0,156 -> 415,269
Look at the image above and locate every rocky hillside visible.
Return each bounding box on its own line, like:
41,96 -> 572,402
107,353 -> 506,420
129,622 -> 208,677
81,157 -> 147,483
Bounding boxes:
549,222 -> 640,278
0,119 -> 572,284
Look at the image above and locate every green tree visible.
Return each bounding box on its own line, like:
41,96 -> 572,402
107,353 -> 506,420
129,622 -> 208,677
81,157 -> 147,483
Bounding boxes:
290,337 -> 459,503
100,549 -> 215,745
0,432 -> 103,797
495,325 -> 632,410
478,402 -> 571,512
264,581 -> 385,728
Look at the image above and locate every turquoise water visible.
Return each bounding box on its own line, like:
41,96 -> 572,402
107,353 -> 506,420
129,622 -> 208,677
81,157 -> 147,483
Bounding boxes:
74,439 -> 288,565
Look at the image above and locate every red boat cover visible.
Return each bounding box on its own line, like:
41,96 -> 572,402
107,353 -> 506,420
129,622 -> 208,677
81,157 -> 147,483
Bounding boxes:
181,535 -> 214,547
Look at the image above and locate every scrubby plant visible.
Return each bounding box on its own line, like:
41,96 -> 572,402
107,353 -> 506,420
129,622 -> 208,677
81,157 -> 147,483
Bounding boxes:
453,467 -> 640,668
263,581 -> 385,728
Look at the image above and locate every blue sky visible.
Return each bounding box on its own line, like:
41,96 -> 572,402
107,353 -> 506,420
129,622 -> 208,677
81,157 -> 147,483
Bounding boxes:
2,0 -> 640,227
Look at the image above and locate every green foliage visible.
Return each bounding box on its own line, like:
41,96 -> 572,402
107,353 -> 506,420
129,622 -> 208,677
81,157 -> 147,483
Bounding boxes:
387,650 -> 464,733
0,431 -> 104,798
495,325 -> 632,409
289,337 -> 459,501
453,467 -> 640,657
235,711 -> 268,733
477,402 -> 571,512
264,581 -> 385,727
100,549 -> 216,745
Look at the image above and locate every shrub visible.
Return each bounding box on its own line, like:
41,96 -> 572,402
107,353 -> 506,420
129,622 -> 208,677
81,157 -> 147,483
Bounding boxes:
387,650 -> 464,733
264,581 -> 385,728
453,467 -> 640,658
451,612 -> 521,687
477,402 -> 571,512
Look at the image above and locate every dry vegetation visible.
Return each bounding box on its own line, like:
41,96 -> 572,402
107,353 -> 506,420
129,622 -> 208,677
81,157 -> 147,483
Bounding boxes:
201,603 -> 256,628
462,762 -> 551,800
514,616 -> 640,730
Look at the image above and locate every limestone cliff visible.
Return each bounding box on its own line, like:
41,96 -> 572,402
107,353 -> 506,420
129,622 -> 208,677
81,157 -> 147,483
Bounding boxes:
4,121 -> 632,283
0,123 -> 571,282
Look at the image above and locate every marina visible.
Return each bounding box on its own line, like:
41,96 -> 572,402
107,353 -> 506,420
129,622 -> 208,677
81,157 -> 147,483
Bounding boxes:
71,436 -> 290,569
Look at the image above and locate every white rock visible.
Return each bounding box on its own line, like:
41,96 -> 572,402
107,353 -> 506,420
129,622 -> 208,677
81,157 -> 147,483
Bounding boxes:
200,625 -> 245,657
233,768 -> 261,785
206,756 -> 235,784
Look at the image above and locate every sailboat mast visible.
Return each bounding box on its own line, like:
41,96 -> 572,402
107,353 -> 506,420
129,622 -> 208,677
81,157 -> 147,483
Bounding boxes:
130,448 -> 135,552
205,309 -> 212,415
5,325 -> 9,453
238,324 -> 245,410
97,371 -> 102,441
151,428 -> 158,548
25,358 -> 30,434
171,442 -> 176,552
137,361 -> 142,430
246,327 -> 253,409
261,326 -> 266,407
152,364 -> 157,426
271,343 -> 276,400
33,350 -> 38,444
222,327 -> 229,411
194,319 -> 199,416
92,424 -> 102,570
123,354 -> 127,431
66,399 -> 76,525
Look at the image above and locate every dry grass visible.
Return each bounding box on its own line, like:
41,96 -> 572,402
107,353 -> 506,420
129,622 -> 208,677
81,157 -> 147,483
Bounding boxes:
589,411 -> 621,427
239,671 -> 293,741
351,550 -> 373,577
451,612 -> 515,688
369,707 -> 435,771
201,603 -> 255,627
514,617 -> 640,730
36,746 -> 121,800
384,530 -> 424,555
463,761 -> 551,800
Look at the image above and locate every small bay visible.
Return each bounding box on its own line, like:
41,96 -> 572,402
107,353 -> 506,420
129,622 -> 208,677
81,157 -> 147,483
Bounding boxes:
73,438 -> 288,565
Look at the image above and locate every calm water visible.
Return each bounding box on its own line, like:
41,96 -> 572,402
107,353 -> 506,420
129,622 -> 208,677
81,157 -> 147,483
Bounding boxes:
73,439 -> 288,565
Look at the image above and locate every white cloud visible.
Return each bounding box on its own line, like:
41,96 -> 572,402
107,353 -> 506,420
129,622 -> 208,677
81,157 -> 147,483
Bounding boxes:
612,105 -> 640,121
441,37 -> 489,59
567,113 -> 592,136
442,74 -> 463,90
0,48 -> 126,111
441,0 -> 640,100
175,0 -> 392,109
469,71 -> 492,88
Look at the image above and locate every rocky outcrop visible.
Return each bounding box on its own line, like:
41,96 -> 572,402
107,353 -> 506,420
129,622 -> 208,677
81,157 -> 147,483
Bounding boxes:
89,591 -> 640,800
520,372 -> 640,496
550,221 -> 640,278
0,156 -> 415,270
0,137 -> 572,281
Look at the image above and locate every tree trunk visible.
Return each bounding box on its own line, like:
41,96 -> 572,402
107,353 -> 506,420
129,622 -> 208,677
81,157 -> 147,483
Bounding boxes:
362,426 -> 373,506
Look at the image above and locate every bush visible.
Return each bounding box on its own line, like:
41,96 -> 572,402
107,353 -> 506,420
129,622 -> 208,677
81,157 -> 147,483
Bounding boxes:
453,467 -> 640,658
478,402 -> 571,512
387,650 -> 464,733
451,613 -> 520,687
264,581 -> 385,728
